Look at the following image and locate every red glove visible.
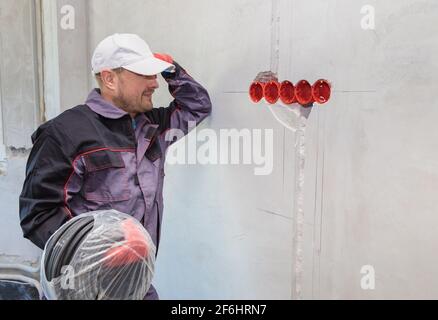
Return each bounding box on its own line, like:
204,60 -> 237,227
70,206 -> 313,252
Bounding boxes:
153,53 -> 173,64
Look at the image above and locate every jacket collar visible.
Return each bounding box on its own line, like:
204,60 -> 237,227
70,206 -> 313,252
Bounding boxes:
85,89 -> 152,129
85,88 -> 128,119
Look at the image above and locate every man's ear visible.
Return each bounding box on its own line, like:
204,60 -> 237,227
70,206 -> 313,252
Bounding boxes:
100,70 -> 118,91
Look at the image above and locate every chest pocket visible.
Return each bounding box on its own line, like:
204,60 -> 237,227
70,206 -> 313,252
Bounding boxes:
82,150 -> 131,202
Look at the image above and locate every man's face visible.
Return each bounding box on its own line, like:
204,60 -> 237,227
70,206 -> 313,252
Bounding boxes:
113,69 -> 160,114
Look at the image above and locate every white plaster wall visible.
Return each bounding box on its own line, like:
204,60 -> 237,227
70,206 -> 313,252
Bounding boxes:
295,0 -> 438,299
85,0 -> 438,299
86,0 -> 297,299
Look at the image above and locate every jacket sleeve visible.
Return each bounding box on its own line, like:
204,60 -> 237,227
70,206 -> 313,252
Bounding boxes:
19,124 -> 75,249
146,61 -> 212,147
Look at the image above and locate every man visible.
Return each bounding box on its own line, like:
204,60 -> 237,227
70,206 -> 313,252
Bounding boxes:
19,33 -> 212,299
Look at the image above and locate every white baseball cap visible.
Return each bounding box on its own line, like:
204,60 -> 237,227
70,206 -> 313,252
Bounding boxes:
91,33 -> 175,75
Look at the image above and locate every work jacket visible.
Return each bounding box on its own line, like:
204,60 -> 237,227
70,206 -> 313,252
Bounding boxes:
19,62 -> 212,256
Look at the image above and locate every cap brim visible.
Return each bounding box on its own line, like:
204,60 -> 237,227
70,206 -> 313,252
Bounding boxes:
123,56 -> 175,76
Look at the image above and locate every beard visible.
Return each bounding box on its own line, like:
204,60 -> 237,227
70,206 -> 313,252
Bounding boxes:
113,90 -> 153,114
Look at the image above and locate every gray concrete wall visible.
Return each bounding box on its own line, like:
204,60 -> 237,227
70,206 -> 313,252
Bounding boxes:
0,151 -> 41,263
57,0 -> 91,112
0,0 -> 40,149
0,0 -> 42,269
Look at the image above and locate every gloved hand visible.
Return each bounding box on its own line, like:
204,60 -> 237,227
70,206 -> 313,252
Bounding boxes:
153,53 -> 173,64
153,53 -> 175,75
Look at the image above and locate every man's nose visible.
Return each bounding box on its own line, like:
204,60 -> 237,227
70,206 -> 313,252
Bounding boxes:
151,78 -> 159,89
